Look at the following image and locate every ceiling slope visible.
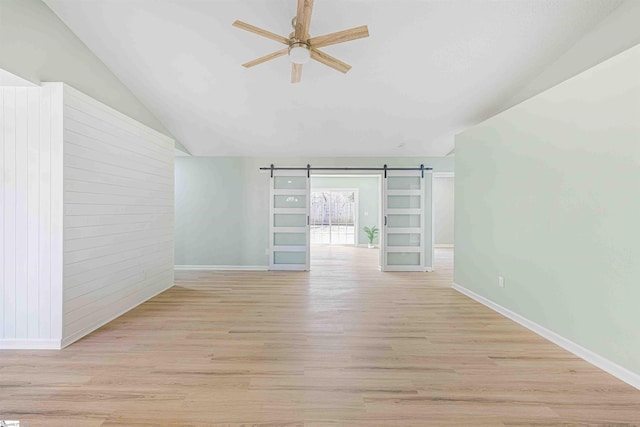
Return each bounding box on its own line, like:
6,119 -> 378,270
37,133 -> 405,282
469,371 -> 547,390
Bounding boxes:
44,0 -> 622,156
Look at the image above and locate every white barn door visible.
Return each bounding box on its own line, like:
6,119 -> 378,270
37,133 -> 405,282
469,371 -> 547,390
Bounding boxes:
269,170 -> 310,271
382,170 -> 426,271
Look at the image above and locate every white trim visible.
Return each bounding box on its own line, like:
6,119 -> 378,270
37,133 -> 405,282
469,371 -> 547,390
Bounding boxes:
386,189 -> 422,196
268,264 -> 307,271
386,246 -> 421,253
433,172 -> 455,178
272,245 -> 307,252
452,283 -> 640,391
175,265 -> 269,271
386,265 -> 430,272
273,189 -> 307,196
61,282 -> 174,348
387,208 -> 422,215
357,243 -> 379,248
435,244 -> 454,248
273,207 -> 307,214
0,339 -> 62,350
272,226 -> 306,233
51,83 -> 65,345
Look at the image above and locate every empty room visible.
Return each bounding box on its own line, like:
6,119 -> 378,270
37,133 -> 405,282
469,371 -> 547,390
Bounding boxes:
1,0 -> 640,425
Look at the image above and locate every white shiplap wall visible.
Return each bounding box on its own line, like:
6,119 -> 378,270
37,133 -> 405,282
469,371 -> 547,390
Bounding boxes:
61,84 -> 174,346
0,84 -> 64,349
1,82 -> 174,349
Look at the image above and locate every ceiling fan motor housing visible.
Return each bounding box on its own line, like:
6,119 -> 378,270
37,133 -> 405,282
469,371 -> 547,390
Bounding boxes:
289,40 -> 311,64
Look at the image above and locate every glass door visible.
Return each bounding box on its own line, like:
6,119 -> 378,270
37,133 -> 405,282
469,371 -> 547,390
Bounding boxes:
382,171 -> 425,271
310,190 -> 357,245
269,170 -> 310,271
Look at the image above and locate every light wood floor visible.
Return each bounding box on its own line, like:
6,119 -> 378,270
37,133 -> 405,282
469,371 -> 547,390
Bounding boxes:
2,247 -> 639,426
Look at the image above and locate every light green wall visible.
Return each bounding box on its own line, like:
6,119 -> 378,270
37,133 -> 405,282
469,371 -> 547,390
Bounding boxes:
0,0 -> 173,140
311,176 -> 380,245
175,157 -> 453,267
433,177 -> 455,245
175,158 -> 245,265
455,44 -> 640,374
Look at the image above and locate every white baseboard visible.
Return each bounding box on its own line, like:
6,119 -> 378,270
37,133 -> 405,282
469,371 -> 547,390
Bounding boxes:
356,244 -> 379,248
435,244 -> 454,248
175,265 -> 268,271
61,282 -> 174,348
452,283 -> 640,391
0,338 -> 62,350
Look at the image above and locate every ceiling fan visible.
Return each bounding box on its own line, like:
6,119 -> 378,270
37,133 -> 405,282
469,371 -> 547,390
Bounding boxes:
233,0 -> 369,83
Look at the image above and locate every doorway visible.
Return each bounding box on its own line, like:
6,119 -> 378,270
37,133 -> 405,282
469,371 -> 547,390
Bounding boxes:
433,173 -> 455,272
310,175 -> 381,270
310,189 -> 358,245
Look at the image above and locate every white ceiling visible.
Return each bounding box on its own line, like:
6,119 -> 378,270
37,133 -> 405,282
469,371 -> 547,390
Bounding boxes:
44,0 -> 621,157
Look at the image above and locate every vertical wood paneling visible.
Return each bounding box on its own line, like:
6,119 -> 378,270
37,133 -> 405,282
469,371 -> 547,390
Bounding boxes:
27,88 -> 41,339
0,88 -> 4,338
15,88 -> 29,338
61,84 -> 174,346
49,84 -> 64,340
4,88 -> 17,338
0,85 -> 61,348
38,85 -> 52,340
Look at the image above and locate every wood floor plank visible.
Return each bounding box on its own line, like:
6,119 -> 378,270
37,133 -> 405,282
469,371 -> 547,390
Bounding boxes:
1,246 -> 639,425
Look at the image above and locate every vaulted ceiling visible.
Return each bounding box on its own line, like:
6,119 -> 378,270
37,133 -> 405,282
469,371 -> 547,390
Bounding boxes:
44,0 -> 622,156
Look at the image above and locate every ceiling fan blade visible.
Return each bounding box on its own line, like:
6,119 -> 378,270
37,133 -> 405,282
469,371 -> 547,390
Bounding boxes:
291,63 -> 303,83
242,48 -> 289,68
295,0 -> 314,41
232,20 -> 289,45
310,49 -> 351,74
308,25 -> 369,49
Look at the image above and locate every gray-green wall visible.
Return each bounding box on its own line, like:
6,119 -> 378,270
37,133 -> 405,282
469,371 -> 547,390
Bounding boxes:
0,0 -> 172,139
175,157 -> 454,267
311,176 -> 381,246
455,44 -> 640,375
175,158 -> 245,266
434,177 -> 455,246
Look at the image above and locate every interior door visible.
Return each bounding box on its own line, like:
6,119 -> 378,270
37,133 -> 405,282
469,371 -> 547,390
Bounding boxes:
382,170 -> 426,271
269,170 -> 310,271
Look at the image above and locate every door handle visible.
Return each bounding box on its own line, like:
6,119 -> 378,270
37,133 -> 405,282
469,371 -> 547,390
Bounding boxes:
307,215 -> 310,226
384,216 -> 387,226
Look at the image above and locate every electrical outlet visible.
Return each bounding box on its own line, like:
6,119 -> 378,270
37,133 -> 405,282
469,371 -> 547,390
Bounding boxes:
498,276 -> 505,288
